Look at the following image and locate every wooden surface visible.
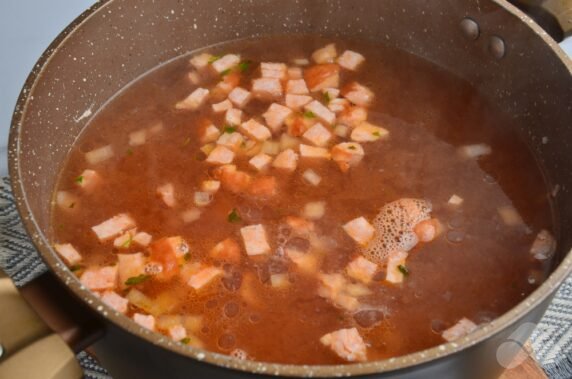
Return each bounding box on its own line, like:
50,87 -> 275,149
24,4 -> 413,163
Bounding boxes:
500,343 -> 547,379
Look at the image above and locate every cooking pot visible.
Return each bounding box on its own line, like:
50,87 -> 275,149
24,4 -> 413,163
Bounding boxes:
7,0 -> 572,378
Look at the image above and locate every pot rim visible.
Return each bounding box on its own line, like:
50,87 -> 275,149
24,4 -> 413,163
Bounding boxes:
8,0 -> 572,377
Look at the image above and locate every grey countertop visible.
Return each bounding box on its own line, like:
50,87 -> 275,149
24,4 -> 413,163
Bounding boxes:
0,1 -> 571,177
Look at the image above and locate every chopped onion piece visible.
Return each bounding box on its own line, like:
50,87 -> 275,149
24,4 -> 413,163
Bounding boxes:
448,194 -> 464,206
85,145 -> 114,165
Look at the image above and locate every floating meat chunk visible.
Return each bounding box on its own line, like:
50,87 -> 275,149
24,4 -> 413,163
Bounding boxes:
343,217 -> 376,246
225,108 -> 243,126
212,99 -> 233,113
442,318 -> 478,342
346,256 -> 378,284
211,54 -> 240,73
92,213 -> 136,242
285,94 -> 313,110
272,149 -> 298,172
206,145 -> 235,165
149,236 -> 189,281
342,82 -> 374,107
320,328 -> 367,362
101,291 -> 129,314
85,145 -> 114,165
188,266 -> 223,290
312,43 -> 337,64
303,123 -> 332,147
133,313 -> 156,331
299,144 -> 331,159
80,266 -> 118,291
331,142 -> 364,172
350,122 -> 389,142
240,224 -> 271,256
261,62 -> 287,79
210,238 -> 242,263
304,64 -> 340,92
118,253 -> 146,289
54,243 -> 82,266
157,183 -> 176,207
338,106 -> 367,128
304,100 -> 336,125
252,78 -> 283,98
248,176 -> 277,197
200,124 -> 220,144
286,79 -> 309,95
228,87 -> 252,108
240,119 -> 272,141
176,88 -> 209,110
216,165 -> 252,193
263,103 -> 292,133
530,230 -> 556,260
385,250 -> 409,284
249,153 -> 273,171
190,53 -> 213,70
75,169 -> 101,191
337,50 -> 365,71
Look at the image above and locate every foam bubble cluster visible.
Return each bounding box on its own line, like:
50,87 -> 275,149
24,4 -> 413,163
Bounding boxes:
362,198 -> 432,263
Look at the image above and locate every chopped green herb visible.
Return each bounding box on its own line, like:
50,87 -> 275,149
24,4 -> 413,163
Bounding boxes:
208,55 -> 222,64
220,68 -> 232,77
125,274 -> 151,286
397,264 -> 410,277
323,92 -> 331,104
180,337 -> 191,344
69,202 -> 75,209
182,137 -> 191,147
303,111 -> 316,119
224,126 -> 236,134
184,252 -> 191,261
227,208 -> 242,223
126,148 -> 134,156
238,60 -> 251,72
347,145 -> 357,150
74,175 -> 84,184
372,131 -> 381,137
121,236 -> 133,248
69,265 -> 84,272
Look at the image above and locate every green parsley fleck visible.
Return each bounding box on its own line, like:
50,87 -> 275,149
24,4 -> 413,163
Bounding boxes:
227,208 -> 242,223
220,68 -> 231,77
303,111 -> 316,119
126,148 -> 134,156
121,236 -> 133,248
180,337 -> 191,345
347,145 -> 357,150
69,265 -> 84,272
372,131 -> 381,138
184,253 -> 191,261
397,264 -> 410,277
224,126 -> 236,134
208,55 -> 222,64
323,92 -> 331,104
69,202 -> 75,209
74,175 -> 84,184
238,60 -> 251,72
125,274 -> 151,286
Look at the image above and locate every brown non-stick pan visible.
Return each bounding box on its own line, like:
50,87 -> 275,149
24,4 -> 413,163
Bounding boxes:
6,0 -> 572,378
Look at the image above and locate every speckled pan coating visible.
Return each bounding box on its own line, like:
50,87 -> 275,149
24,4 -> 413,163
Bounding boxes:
7,0 -> 572,377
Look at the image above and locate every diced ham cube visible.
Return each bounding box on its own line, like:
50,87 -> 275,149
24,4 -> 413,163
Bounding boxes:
317,273 -> 359,311
323,87 -> 340,100
194,191 -> 213,207
113,229 -> 137,249
287,67 -> 303,79
442,318 -> 478,342
303,201 -> 326,220
118,252 -> 146,288
206,145 -> 235,165
342,82 -> 374,107
338,106 -> 367,127
240,224 -> 271,256
133,232 -> 152,247
304,101 -> 336,125
303,123 -> 332,147
304,64 -> 340,91
211,54 -> 240,73
343,217 -> 375,246
312,43 -> 338,64
530,229 -> 556,260
217,132 -> 244,151
240,119 -> 272,141
80,266 -> 118,291
331,142 -> 365,172
252,78 -> 283,98
200,124 -> 220,144
129,129 -> 147,146
228,87 -> 252,108
175,88 -> 209,110
386,250 -> 409,284
190,53 -> 213,70
181,208 -> 201,223
299,144 -> 331,159
334,124 -> 349,138
187,71 -> 201,85
302,169 -> 322,186
75,169 -> 101,191
272,149 -> 298,172
188,266 -> 223,290
210,238 -> 242,263
56,191 -> 78,210
54,243 -> 82,266
101,291 -> 129,314
328,98 -> 350,113
168,324 -> 187,341
286,79 -> 309,95
225,108 -> 243,126
85,145 -> 114,165
157,183 -> 176,207
201,180 -> 221,194
248,176 -> 277,197
92,213 -> 136,242
320,328 -> 367,362
346,256 -> 378,284
249,153 -> 273,171
261,62 -> 287,79
351,122 -> 389,142
285,94 -> 313,110
337,50 -> 365,71
133,313 -> 156,331
448,194 -> 464,206
263,103 -> 293,133
212,99 -> 233,113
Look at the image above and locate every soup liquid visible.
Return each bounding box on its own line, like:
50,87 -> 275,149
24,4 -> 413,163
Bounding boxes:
51,36 -> 554,364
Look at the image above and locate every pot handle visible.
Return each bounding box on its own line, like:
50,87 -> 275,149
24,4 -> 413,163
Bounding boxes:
510,0 -> 572,42
0,272 -> 104,378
